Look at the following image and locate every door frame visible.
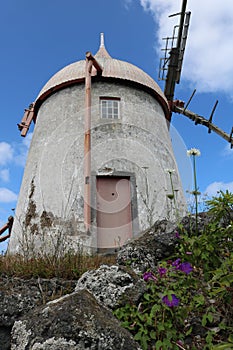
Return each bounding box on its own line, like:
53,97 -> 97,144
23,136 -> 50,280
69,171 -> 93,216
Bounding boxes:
91,171 -> 139,250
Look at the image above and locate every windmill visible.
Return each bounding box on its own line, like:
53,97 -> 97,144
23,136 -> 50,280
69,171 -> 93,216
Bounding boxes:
6,0 -> 232,255
159,0 -> 233,148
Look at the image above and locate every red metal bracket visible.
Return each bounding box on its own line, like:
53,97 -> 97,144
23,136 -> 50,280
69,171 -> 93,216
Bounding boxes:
0,216 -> 14,243
17,103 -> 35,137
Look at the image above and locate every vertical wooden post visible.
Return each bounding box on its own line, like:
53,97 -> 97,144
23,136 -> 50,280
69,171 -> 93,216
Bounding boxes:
84,52 -> 103,232
84,58 -> 92,232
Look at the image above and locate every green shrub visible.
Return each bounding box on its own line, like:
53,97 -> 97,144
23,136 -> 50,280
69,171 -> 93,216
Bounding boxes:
206,190 -> 233,227
114,191 -> 233,349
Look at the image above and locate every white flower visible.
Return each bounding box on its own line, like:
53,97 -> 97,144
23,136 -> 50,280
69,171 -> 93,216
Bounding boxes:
165,169 -> 175,174
187,148 -> 201,157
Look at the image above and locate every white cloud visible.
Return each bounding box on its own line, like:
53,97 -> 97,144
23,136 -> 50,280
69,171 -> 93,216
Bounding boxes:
139,0 -> 233,97
0,133 -> 32,186
0,188 -> 17,203
0,169 -> 10,182
0,142 -> 14,166
204,181 -> 233,197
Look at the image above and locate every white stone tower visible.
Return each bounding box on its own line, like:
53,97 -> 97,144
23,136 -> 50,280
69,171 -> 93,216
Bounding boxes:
8,35 -> 186,254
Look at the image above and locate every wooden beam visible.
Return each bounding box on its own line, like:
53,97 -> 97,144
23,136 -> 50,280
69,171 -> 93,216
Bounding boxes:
86,51 -> 103,75
172,104 -> 233,147
164,0 -> 189,101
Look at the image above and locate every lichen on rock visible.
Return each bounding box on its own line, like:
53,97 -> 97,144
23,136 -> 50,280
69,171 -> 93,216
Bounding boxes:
117,219 -> 179,273
75,264 -> 146,308
10,289 -> 141,350
11,320 -> 31,350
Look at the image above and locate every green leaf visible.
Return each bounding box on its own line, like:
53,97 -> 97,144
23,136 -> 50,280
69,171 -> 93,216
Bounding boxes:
151,304 -> 161,313
134,331 -> 143,341
193,294 -> 205,307
185,326 -> 193,336
163,338 -> 174,348
228,335 -> 233,343
157,323 -> 165,332
141,335 -> 150,350
150,330 -> 157,340
207,313 -> 214,323
206,331 -> 214,344
144,293 -> 151,301
156,340 -> 163,350
219,273 -> 233,286
202,314 -> 207,327
202,313 -> 214,327
137,312 -> 145,322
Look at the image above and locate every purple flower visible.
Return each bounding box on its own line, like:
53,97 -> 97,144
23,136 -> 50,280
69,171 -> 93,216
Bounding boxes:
158,267 -> 167,277
172,259 -> 193,274
178,262 -> 193,274
175,231 -> 181,239
172,258 -> 181,267
186,251 -> 192,255
143,271 -> 157,282
162,294 -> 180,307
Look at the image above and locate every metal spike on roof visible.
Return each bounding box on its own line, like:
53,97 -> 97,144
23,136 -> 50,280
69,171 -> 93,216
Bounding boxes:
100,33 -> 105,48
95,33 -> 111,59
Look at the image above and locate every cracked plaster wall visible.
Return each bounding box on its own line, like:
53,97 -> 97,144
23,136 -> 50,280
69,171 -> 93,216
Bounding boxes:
8,81 -> 186,254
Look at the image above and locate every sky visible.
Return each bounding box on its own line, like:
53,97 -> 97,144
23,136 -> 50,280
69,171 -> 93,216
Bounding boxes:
0,0 -> 233,249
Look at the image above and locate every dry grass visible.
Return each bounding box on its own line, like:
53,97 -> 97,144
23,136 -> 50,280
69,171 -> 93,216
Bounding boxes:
0,252 -> 116,280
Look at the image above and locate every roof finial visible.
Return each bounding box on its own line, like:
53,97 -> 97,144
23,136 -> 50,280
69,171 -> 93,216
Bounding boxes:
100,33 -> 105,48
95,33 -> 111,59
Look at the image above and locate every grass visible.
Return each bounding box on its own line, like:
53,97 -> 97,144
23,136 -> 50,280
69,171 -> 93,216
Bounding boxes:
0,252 -> 116,280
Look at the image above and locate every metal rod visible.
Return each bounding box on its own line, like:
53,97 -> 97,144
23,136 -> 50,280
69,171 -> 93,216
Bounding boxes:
208,100 -> 218,133
184,89 -> 196,111
230,127 -> 233,148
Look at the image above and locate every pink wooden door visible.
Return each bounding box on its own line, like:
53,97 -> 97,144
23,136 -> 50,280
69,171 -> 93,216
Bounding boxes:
96,177 -> 132,249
